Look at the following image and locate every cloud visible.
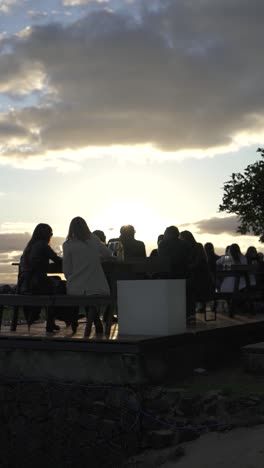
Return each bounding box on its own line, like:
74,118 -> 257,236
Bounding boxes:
0,0 -> 18,13
0,231 -> 65,251
27,10 -> 48,20
183,215 -> 240,236
0,232 -> 65,283
63,0 -> 108,4
0,232 -> 30,252
1,0 -> 264,164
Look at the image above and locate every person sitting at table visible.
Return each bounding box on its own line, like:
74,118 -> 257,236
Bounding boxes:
204,242 -> 220,293
158,226 -> 196,322
216,243 -> 247,292
108,225 -> 146,259
179,230 -> 214,314
63,216 -> 113,335
158,226 -> 191,276
17,223 -> 63,332
93,230 -> 106,244
149,234 -> 164,257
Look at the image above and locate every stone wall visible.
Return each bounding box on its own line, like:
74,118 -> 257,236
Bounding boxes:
2,378 -> 264,468
0,380 -> 141,468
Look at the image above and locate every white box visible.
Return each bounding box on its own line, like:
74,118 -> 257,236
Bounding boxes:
117,279 -> 186,336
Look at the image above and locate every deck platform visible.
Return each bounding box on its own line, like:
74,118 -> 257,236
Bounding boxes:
1,309 -> 264,384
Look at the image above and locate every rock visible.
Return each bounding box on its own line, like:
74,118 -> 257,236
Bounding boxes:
180,395 -> 201,417
143,397 -> 172,413
179,426 -> 200,442
168,445 -> 186,461
144,429 -> 179,449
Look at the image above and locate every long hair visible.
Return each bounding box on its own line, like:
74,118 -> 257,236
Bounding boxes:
180,230 -> 196,245
24,223 -> 53,255
67,217 -> 91,242
245,246 -> 258,264
229,243 -> 242,263
164,226 -> 179,240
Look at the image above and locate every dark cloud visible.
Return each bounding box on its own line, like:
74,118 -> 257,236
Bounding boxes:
190,216 -> 240,235
0,233 -> 64,283
0,232 -> 30,252
0,232 -> 64,253
1,0 -> 264,157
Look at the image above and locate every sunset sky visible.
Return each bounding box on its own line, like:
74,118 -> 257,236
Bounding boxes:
1,0 -> 264,283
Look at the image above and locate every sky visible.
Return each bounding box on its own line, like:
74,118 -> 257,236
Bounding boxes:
0,0 -> 264,283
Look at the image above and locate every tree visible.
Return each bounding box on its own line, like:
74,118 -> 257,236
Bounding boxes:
219,148 -> 264,242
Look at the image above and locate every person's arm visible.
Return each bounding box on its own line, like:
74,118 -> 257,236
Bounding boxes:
62,242 -> 73,279
47,244 -> 62,265
92,234 -> 113,260
216,256 -> 224,265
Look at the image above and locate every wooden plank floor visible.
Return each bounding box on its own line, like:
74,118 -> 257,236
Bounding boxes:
1,306 -> 264,343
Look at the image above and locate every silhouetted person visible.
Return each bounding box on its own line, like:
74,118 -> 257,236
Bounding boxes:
216,243 -> 247,292
150,234 -> 164,257
204,242 -> 220,284
158,226 -> 192,277
63,217 -> 113,335
158,226 -> 194,322
245,246 -> 259,265
180,230 -> 214,316
109,225 -> 146,259
93,230 -> 106,244
18,223 -> 62,332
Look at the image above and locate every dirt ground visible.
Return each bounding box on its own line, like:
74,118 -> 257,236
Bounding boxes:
126,359 -> 264,468
162,425 -> 264,468
127,422 -> 264,468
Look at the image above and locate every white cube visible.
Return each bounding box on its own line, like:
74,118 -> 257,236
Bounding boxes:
117,279 -> 186,336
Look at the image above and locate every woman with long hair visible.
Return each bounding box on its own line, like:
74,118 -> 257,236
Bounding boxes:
179,230 -> 214,317
18,223 -> 62,332
63,216 -> 113,335
217,243 -> 247,292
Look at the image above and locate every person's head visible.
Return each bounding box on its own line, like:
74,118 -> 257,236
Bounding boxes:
180,230 -> 196,245
67,217 -> 91,241
120,225 -> 135,240
204,242 -> 214,255
31,223 -> 53,243
93,230 -> 106,243
164,226 -> 179,240
229,243 -> 241,262
246,246 -> 258,259
157,234 -> 164,245
225,245 -> 230,255
24,223 -> 53,254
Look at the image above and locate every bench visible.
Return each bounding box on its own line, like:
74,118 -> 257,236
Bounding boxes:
0,294 -> 115,337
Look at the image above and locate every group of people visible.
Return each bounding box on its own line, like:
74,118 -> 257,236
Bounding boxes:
17,217 -> 113,333
17,218 -> 264,332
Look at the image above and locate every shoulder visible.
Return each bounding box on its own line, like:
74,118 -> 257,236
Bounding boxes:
32,240 -> 49,252
136,239 -> 145,246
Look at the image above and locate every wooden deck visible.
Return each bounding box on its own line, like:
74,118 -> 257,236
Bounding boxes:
1,306 -> 264,384
0,308 -> 263,343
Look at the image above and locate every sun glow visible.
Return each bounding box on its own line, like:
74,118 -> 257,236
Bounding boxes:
91,198 -> 167,250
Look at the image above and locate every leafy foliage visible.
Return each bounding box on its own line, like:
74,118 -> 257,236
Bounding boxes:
219,148 -> 264,242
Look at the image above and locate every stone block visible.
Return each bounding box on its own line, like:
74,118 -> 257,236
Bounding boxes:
242,342 -> 264,374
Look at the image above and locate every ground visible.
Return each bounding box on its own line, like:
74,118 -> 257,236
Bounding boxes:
129,425 -> 264,468
125,360 -> 264,468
